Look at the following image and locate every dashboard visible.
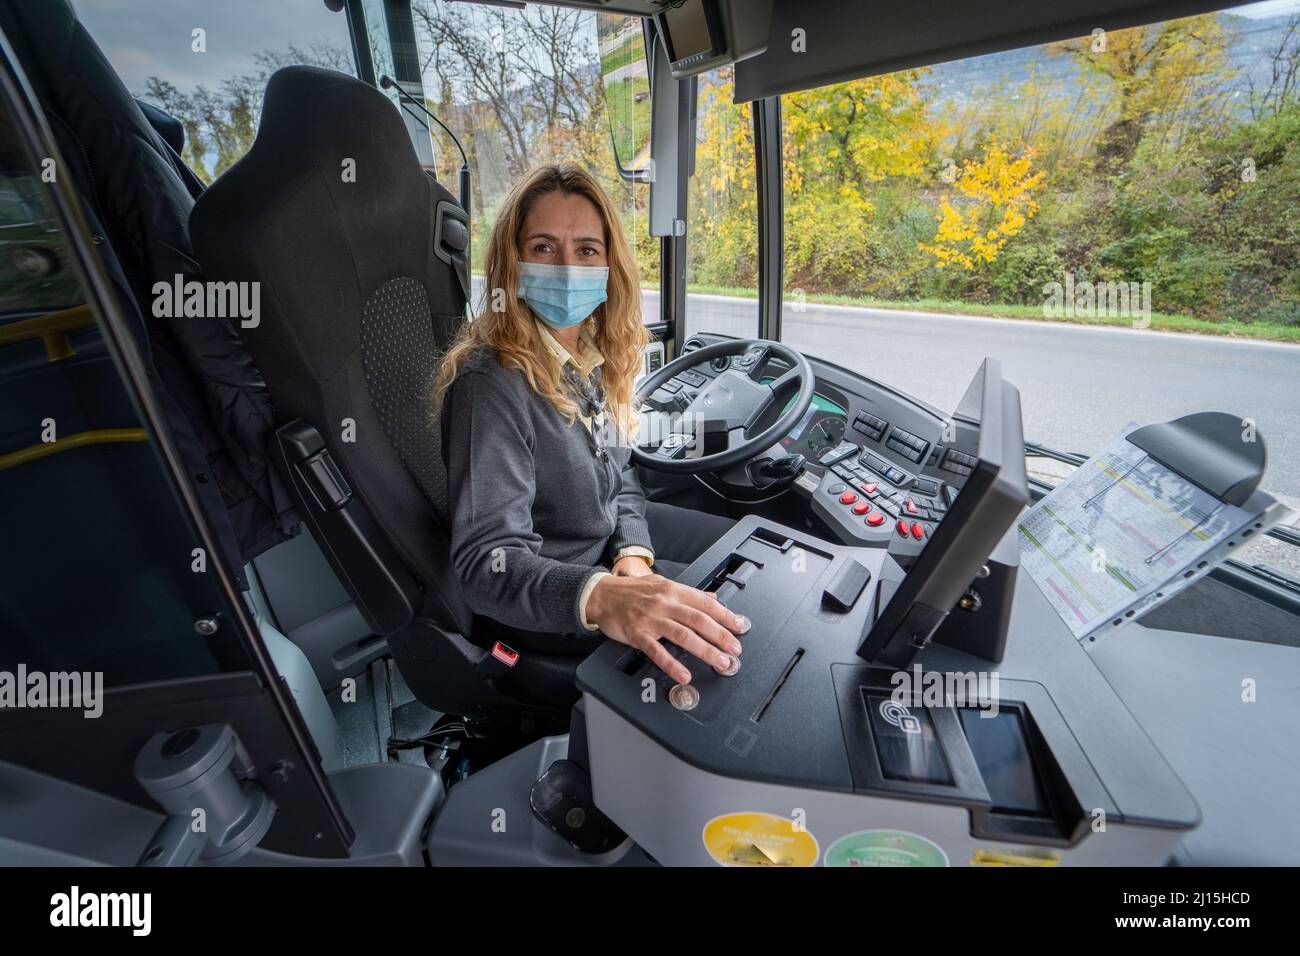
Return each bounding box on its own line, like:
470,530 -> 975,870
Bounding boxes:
643,335 -> 986,558
624,335 -> 1300,869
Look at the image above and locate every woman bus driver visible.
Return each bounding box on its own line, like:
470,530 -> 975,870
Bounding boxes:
436,164 -> 745,686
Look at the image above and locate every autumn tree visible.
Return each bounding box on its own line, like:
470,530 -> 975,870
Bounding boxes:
413,0 -> 627,263
141,42 -> 352,183
1050,15 -> 1233,171
688,67 -> 757,289
919,141 -> 1047,271
779,70 -> 942,292
1248,15 -> 1300,120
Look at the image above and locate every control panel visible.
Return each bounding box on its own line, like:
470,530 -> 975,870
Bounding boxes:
577,515 -> 1199,866
803,439 -> 956,559
646,337 -> 981,522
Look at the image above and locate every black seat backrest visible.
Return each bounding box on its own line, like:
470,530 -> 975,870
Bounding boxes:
191,66 -> 473,635
136,98 -> 187,162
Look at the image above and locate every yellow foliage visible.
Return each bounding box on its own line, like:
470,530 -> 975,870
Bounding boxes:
1049,15 -> 1231,125
919,141 -> 1046,269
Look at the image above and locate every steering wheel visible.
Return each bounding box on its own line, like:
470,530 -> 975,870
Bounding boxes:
631,339 -> 816,474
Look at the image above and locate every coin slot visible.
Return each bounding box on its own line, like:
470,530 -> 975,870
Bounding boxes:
750,526 -> 795,552
702,553 -> 759,593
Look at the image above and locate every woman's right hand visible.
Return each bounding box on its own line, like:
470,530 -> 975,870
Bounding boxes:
586,573 -> 745,685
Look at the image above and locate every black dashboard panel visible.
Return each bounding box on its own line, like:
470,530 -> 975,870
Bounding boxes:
650,335 -> 983,556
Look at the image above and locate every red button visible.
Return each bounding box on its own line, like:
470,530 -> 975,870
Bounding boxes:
859,482 -> 878,494
852,502 -> 871,515
865,513 -> 886,527
491,642 -> 519,667
911,522 -> 925,540
896,520 -> 909,537
839,491 -> 857,505
905,498 -> 919,515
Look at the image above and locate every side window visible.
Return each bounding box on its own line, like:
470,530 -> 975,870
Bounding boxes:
413,1 -> 654,320
0,101 -> 249,688
75,0 -> 355,184
684,66 -> 758,341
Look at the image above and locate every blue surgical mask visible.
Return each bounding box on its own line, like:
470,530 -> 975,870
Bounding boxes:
517,261 -> 609,329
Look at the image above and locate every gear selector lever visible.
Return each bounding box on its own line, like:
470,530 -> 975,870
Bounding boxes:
750,454 -> 806,490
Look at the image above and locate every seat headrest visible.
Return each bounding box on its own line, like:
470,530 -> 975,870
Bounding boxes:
254,65 -> 422,177
192,64 -> 454,389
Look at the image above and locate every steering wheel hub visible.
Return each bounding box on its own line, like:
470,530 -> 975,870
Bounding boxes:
631,339 -> 816,474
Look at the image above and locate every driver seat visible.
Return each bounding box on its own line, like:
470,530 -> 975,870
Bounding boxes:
190,66 -> 580,721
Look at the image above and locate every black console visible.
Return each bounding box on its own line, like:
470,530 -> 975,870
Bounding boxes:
798,368 -> 991,560
579,517 -> 887,790
576,512 -> 1197,863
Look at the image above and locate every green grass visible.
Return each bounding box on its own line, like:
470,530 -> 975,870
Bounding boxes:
603,76 -> 651,169
600,36 -> 645,75
660,284 -> 1300,344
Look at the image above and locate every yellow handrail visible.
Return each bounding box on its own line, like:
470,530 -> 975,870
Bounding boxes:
0,303 -> 97,362
0,428 -> 148,471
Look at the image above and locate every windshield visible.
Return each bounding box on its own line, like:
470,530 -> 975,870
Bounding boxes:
767,0 -> 1300,575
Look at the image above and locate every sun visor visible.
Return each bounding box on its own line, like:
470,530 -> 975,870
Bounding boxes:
735,0 -> 1234,102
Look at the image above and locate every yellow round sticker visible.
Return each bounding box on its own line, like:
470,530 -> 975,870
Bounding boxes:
702,812 -> 820,867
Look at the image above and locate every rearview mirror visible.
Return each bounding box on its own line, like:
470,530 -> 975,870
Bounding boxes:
599,16 -> 652,181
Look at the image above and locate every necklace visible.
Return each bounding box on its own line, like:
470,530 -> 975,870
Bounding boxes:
562,362 -> 610,460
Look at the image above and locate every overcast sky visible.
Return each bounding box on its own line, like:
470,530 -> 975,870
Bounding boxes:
72,0 -> 352,94
1233,0 -> 1300,17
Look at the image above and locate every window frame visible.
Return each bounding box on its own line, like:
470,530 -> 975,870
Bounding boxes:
758,44 -> 1300,589
752,95 -> 782,342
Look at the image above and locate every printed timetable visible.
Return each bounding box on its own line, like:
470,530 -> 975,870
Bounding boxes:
1018,425 -> 1255,641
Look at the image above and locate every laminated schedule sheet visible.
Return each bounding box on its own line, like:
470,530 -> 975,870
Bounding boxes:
1017,425 -> 1255,640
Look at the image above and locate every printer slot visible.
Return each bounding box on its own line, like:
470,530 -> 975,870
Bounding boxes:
752,649 -> 804,723
960,703 -> 1086,845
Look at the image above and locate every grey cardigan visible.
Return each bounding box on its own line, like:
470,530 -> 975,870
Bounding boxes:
440,347 -> 654,635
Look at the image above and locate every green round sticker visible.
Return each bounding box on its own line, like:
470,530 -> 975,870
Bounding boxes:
824,830 -> 949,867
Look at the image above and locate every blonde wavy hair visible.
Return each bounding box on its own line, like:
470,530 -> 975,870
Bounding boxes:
435,164 -> 649,437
